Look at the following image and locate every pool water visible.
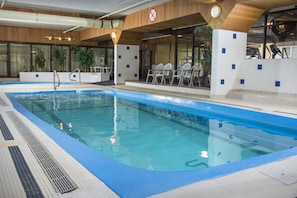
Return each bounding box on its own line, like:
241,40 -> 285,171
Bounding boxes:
12,90 -> 297,171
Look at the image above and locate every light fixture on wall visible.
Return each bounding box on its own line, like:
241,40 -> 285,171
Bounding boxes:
111,32 -> 117,39
45,35 -> 75,41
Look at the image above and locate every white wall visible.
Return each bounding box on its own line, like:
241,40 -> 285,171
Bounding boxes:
114,44 -> 139,85
210,29 -> 297,97
234,59 -> 297,94
210,29 -> 247,98
20,72 -> 110,83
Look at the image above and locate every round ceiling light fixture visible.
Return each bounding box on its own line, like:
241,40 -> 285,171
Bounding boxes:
211,5 -> 222,18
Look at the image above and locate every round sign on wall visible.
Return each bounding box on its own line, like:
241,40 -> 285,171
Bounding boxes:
149,8 -> 157,22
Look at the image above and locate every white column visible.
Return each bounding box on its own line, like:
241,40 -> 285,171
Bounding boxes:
114,44 -> 139,85
210,29 -> 247,98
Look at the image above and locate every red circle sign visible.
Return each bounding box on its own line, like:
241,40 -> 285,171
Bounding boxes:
149,8 -> 157,22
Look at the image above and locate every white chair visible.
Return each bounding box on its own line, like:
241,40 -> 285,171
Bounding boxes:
170,63 -> 191,86
160,63 -> 173,84
189,63 -> 203,87
146,63 -> 163,83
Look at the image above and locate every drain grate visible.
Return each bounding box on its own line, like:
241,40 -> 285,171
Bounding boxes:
6,111 -> 78,194
9,146 -> 44,198
0,114 -> 14,140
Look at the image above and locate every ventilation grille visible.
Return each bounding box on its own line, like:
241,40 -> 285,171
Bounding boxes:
6,111 -> 78,194
0,114 -> 14,140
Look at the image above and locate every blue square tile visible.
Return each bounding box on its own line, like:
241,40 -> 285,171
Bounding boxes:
118,73 -> 122,77
118,55 -> 122,59
233,33 -> 237,39
134,73 -> 138,77
275,81 -> 280,87
126,64 -> 130,68
232,64 -> 236,69
222,48 -> 226,54
240,79 -> 244,84
257,64 -> 262,70
221,79 -> 225,84
126,46 -> 130,50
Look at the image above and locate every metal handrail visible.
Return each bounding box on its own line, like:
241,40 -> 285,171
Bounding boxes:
53,70 -> 60,90
69,68 -> 81,84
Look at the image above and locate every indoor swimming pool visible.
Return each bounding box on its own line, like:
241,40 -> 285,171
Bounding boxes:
6,90 -> 297,197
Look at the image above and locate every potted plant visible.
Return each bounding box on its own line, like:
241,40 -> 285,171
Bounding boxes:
35,48 -> 46,71
71,46 -> 93,71
53,47 -> 67,71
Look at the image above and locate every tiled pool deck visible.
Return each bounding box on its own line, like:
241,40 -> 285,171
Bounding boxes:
0,82 -> 297,198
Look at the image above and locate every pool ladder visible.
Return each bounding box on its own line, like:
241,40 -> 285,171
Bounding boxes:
53,70 -> 60,90
69,68 -> 81,84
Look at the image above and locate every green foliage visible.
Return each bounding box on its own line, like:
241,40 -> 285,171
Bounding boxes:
71,46 -> 94,71
35,48 -> 46,71
194,25 -> 212,42
53,47 -> 67,71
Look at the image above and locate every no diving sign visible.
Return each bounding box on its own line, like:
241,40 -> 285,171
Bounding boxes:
149,8 -> 157,22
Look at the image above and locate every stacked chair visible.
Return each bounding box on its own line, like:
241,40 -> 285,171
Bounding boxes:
146,63 -> 163,83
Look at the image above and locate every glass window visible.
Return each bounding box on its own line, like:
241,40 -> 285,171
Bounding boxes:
106,48 -> 114,68
52,45 -> 70,72
154,43 -> 175,65
10,43 -> 31,77
247,8 -> 297,59
177,41 -> 192,66
0,43 -> 7,76
32,44 -> 51,71
92,48 -> 106,67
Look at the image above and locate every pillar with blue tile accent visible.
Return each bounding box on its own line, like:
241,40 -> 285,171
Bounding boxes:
114,44 -> 139,84
210,29 -> 247,98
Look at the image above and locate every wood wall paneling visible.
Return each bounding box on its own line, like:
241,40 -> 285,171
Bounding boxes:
0,26 -> 98,46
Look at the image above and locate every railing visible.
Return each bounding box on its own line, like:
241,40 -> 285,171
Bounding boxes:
69,68 -> 81,84
53,70 -> 60,90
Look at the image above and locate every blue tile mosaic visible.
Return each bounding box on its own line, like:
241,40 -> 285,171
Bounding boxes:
275,81 -> 280,87
233,33 -> 237,39
222,48 -> 226,54
221,79 -> 225,84
232,64 -> 236,69
240,79 -> 245,84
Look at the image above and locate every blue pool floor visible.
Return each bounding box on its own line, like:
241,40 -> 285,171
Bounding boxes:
1,83 -> 297,198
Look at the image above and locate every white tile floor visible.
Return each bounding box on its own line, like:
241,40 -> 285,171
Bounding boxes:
1,82 -> 297,198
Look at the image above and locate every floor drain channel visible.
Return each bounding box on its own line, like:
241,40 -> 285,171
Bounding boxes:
0,114 -> 14,140
6,111 -> 78,194
9,146 -> 44,198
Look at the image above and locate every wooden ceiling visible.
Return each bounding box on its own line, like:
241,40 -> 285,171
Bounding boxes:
122,0 -> 297,35
238,0 -> 297,11
1,0 -> 297,44
127,13 -> 206,33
